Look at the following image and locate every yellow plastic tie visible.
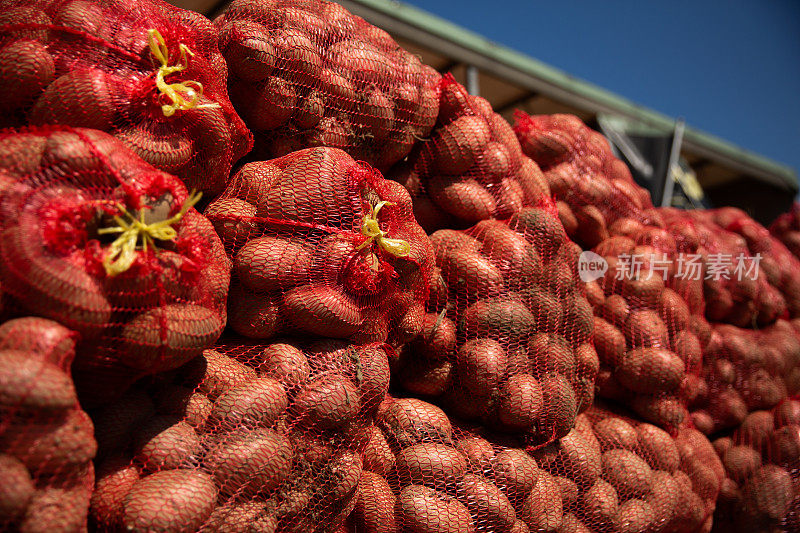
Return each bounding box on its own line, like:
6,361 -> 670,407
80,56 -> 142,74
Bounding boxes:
356,201 -> 411,257
97,191 -> 202,276
148,29 -> 220,117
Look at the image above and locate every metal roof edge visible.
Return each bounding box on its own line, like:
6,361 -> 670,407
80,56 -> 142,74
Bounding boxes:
344,0 -> 797,188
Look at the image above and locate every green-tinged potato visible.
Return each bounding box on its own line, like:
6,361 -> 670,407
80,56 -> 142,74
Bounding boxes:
256,343 -> 310,388
91,388 -> 154,456
395,443 -> 467,487
0,318 -> 74,365
1,410 -> 96,472
616,348 -> 685,394
460,297 -> 535,340
398,485 -> 475,533
202,501 -> 275,533
631,394 -> 687,429
132,416 -> 200,471
208,377 -> 287,428
154,385 -> 212,429
646,471 -> 679,532
456,338 -> 507,397
582,479 -> 618,525
613,499 -> 654,533
122,470 -> 217,532
362,426 -> 395,476
520,471 -> 563,532
293,374 -> 359,429
90,456 -> 139,527
496,373 -> 543,431
593,417 -> 639,451
122,304 -> 224,372
602,449 -> 653,498
0,454 -> 34,522
430,115 -> 492,175
438,248 -> 504,301
205,428 -> 293,497
636,424 -> 680,473
459,473 -> 517,531
0,350 -> 76,411
204,198 -> 261,251
19,484 -> 91,533
428,175 -> 497,222
281,284 -> 363,338
235,237 -> 312,293
29,69 -> 116,130
228,288 -> 282,339
354,471 -> 395,533
593,317 -> 626,367
377,397 -> 452,446
493,448 -> 539,499
723,445 -> 761,482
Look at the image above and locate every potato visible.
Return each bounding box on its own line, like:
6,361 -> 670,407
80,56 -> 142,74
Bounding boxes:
202,501 -> 275,533
722,445 -> 761,482
630,394 -> 687,429
395,443 -> 467,487
636,424 -> 680,473
183,349 -> 256,399
208,377 -> 288,428
428,176 -> 497,222
493,448 -> 539,499
645,471 -> 680,532
30,69 -> 116,130
520,471 -> 563,533
459,297 -> 535,340
1,410 -> 96,472
0,454 -> 34,522
456,338 -> 508,398
206,428 -> 293,497
438,248 -> 505,301
768,425 -> 800,466
430,115 -> 492,175
412,313 -> 457,360
615,347 -> 685,394
398,484 -> 476,533
377,397 -> 452,445
91,457 -> 140,527
281,284 -> 363,338
593,318 -> 626,367
623,309 -> 669,348
554,476 -> 579,508
496,373 -> 543,431
775,400 -> 800,428
509,207 -> 567,257
362,426 -> 395,476
122,470 -> 217,532
741,369 -> 786,411
538,373 -> 578,441
582,479 -> 618,525
613,499 -> 654,533
599,294 -> 630,327
0,350 -> 76,411
602,449 -> 653,498
742,465 -> 794,522
460,473 -> 517,531
593,417 -> 639,452
353,471 -> 395,533
455,436 -> 495,471
292,374 -> 359,429
19,482 -> 91,533
528,333 -> 574,377
131,416 -> 200,472
122,305 -> 224,372
0,318 -> 74,365
154,385 -> 212,429
235,237 -> 312,293
709,389 -> 748,430
546,427 -> 602,488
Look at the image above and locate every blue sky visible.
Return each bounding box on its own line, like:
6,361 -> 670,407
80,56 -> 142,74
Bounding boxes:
402,0 -> 800,175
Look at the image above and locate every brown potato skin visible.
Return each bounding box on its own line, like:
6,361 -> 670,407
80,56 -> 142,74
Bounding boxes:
397,485 -> 476,533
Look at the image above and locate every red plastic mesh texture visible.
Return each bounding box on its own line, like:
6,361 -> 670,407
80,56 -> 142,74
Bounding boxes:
770,203 -> 800,260
393,205 -> 596,446
389,76 -> 552,233
0,126 -> 229,407
204,146 -> 434,345
711,398 -> 800,532
0,317 -> 96,531
215,0 -> 439,170
0,0 -> 252,197
89,339 -> 391,532
352,396 -> 720,533
687,320 -> 800,436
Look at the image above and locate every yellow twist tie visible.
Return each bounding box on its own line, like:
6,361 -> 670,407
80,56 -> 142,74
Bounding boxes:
356,201 -> 411,257
148,29 -> 220,117
97,191 -> 202,276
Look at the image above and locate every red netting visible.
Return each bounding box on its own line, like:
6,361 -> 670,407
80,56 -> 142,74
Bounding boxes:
89,339 -> 391,532
0,126 -> 229,407
389,76 -> 552,232
203,147 -> 434,345
770,203 -> 800,260
712,398 -> 800,532
215,0 -> 439,170
391,205 -> 595,446
0,317 -> 96,531
0,0 -> 252,197
355,396 -> 720,533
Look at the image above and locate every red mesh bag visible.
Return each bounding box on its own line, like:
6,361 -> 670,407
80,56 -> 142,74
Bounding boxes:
0,0 -> 252,196
0,127 -> 229,406
204,147 -> 434,345
687,320 -> 800,436
390,76 -> 552,232
89,338 -> 391,532
711,398 -> 800,532
392,204 -> 595,445
0,317 -> 96,531
215,0 -> 439,169
770,203 -> 800,259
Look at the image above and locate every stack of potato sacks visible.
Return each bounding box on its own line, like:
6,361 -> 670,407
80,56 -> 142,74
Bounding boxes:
771,203 -> 800,260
